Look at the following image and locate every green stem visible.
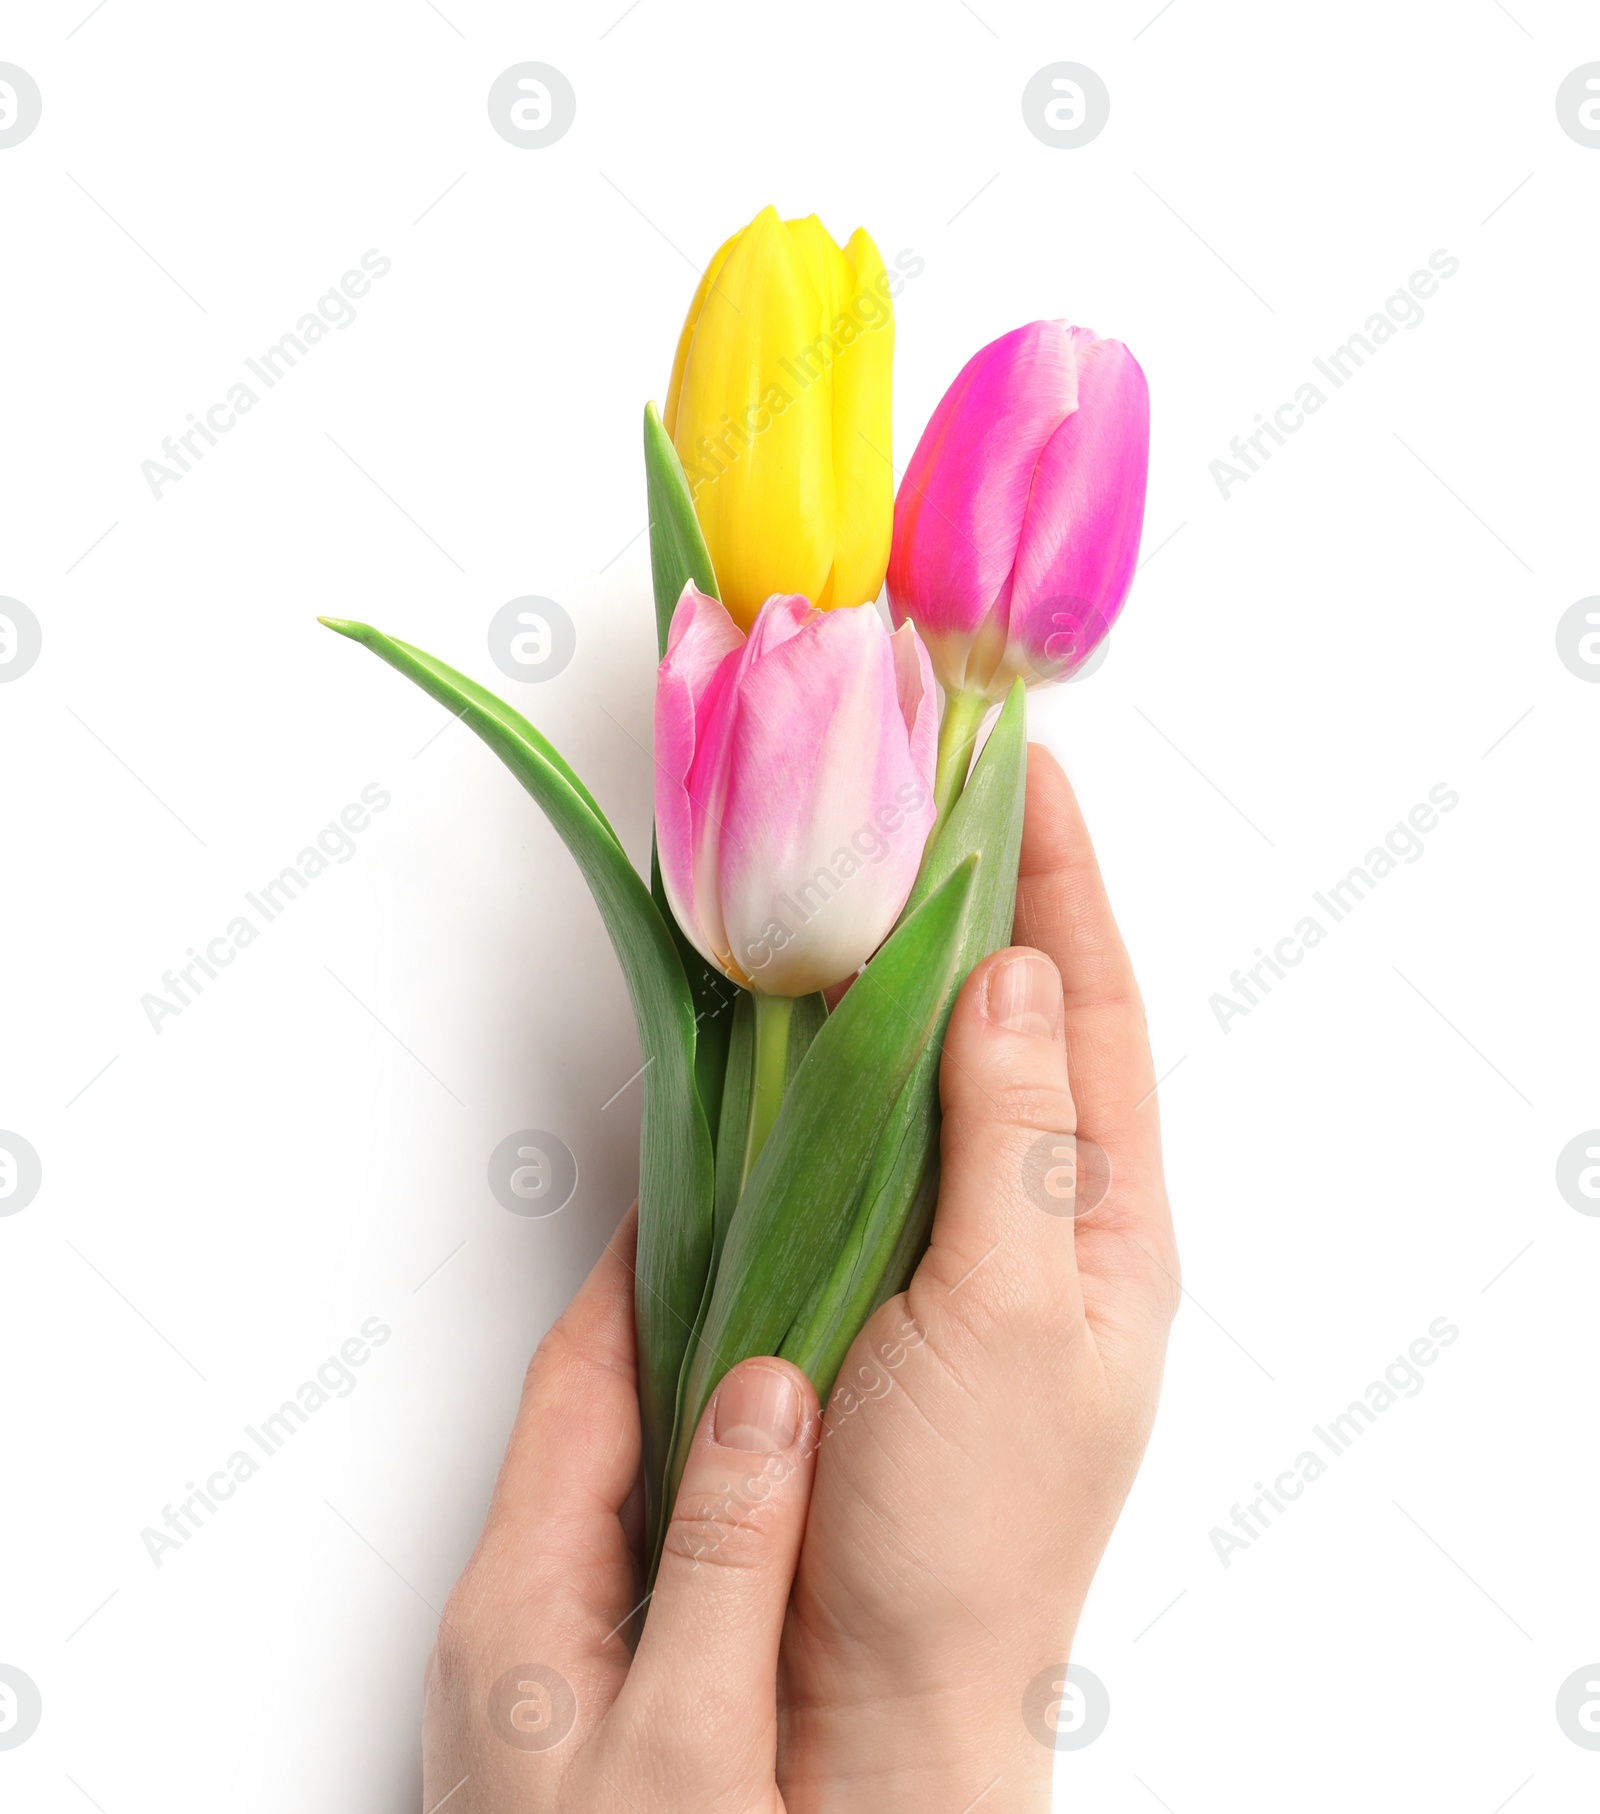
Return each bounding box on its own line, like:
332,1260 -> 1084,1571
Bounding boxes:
929,689 -> 989,850
740,992 -> 795,1192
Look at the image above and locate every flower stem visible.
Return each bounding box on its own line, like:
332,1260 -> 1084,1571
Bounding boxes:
740,992 -> 795,1192
929,689 -> 989,850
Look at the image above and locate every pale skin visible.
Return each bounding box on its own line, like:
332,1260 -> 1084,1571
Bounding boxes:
423,747 -> 1180,1813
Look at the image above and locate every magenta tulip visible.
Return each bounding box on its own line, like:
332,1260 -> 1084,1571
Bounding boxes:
887,320 -> 1149,701
655,585 -> 937,999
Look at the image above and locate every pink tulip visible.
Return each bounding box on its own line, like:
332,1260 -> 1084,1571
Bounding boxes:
655,585 -> 937,997
887,320 -> 1149,699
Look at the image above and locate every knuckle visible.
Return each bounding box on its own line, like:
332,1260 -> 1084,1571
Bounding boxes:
1066,975 -> 1145,1023
662,1466 -> 790,1574
526,1317 -> 582,1388
520,1324 -> 620,1431
915,1249 -> 1072,1358
947,1076 -> 1076,1149
1096,1195 -> 1182,1327
903,1293 -> 985,1394
997,1075 -> 1078,1135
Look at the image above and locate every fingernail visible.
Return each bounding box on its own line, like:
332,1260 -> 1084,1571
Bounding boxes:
713,1366 -> 800,1453
986,951 -> 1063,1037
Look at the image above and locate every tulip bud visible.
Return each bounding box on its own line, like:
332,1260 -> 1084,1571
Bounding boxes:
655,585 -> 936,998
663,206 -> 895,632
887,320 -> 1149,700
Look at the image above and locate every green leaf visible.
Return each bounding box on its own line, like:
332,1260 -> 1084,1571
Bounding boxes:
781,681 -> 1029,1392
644,401 -> 718,659
651,844 -> 739,1138
319,618 -> 714,1544
666,857 -> 980,1512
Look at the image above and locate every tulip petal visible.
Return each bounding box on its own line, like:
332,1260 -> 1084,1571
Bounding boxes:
712,603 -> 936,995
888,618 -> 937,757
663,225 -> 741,439
887,320 -> 1078,657
742,590 -> 815,663
786,214 -> 856,326
823,227 -> 895,613
673,206 -> 836,630
655,584 -> 745,977
1005,331 -> 1149,681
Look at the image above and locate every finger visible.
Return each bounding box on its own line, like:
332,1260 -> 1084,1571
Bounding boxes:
919,946 -> 1084,1329
1013,744 -> 1175,1271
469,1207 -> 642,1627
613,1358 -> 819,1784
427,1210 -> 644,1793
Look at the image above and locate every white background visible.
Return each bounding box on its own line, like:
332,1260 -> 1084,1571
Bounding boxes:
2,2 -> 1597,1809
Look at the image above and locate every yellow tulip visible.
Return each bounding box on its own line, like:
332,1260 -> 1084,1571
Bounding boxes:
663,206 -> 895,631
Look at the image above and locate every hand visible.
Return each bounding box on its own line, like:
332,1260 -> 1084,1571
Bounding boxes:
778,745 -> 1180,1812
423,1210 -> 822,1814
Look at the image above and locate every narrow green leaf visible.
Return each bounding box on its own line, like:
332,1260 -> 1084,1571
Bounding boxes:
330,619 -> 623,846
781,681 -> 1029,1392
319,618 -> 714,1544
651,843 -> 739,1137
643,401 -> 718,659
667,857 -> 979,1511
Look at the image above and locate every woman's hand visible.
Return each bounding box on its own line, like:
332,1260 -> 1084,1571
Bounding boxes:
778,746 -> 1180,1812
422,1209 -> 821,1814
423,744 -> 1175,1814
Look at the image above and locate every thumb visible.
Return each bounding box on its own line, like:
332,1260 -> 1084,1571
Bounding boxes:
612,1358 -> 818,1781
922,946 -> 1085,1326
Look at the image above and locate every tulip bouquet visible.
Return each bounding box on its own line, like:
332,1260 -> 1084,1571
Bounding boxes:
323,205 -> 1148,1570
